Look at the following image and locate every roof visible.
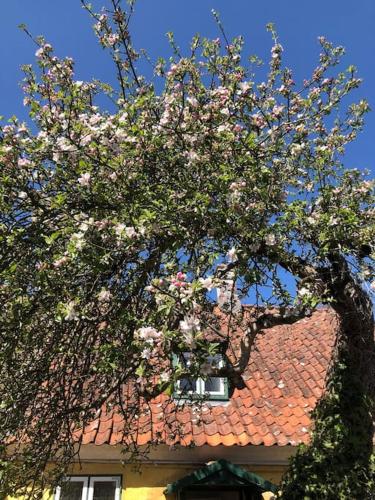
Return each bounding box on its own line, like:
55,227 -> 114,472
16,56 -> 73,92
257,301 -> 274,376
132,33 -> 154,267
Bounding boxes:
164,459 -> 278,494
78,308 -> 337,448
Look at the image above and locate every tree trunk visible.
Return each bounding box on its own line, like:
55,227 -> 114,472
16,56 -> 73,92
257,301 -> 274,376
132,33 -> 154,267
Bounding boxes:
281,268 -> 375,499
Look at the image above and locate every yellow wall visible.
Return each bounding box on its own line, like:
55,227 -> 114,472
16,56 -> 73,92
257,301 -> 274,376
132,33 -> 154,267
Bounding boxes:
68,462 -> 283,500
8,462 -> 285,500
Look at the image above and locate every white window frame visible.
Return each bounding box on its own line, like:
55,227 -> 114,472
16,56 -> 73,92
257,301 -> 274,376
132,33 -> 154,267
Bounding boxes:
55,476 -> 121,500
175,353 -> 228,399
87,476 -> 121,500
54,476 -> 88,500
200,375 -> 226,397
177,374 -> 226,397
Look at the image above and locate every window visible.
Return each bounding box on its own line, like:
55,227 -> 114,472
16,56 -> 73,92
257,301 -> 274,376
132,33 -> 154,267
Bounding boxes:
175,353 -> 229,401
54,476 -> 121,500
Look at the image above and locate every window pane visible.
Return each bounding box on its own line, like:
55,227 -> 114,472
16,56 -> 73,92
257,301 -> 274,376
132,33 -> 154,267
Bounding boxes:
203,377 -> 222,393
92,481 -> 117,500
59,481 -> 84,500
179,377 -> 197,392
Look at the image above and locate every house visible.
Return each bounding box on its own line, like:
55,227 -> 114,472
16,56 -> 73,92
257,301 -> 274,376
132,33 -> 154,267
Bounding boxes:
35,307 -> 338,500
9,308 -> 338,499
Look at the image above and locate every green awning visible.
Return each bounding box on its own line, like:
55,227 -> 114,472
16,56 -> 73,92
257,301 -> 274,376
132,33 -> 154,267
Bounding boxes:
164,459 -> 278,495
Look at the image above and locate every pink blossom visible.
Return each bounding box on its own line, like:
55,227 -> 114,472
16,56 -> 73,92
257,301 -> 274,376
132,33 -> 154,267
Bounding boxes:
53,256 -> 69,268
18,158 -> 31,167
94,220 -> 110,230
172,280 -> 185,288
80,135 -> 92,146
251,114 -> 266,128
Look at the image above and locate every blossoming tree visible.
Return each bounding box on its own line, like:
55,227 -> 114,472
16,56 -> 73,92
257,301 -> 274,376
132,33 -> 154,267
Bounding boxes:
0,0 -> 374,497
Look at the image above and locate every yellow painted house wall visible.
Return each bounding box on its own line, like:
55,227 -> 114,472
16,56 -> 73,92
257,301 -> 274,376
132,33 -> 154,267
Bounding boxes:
68,462 -> 284,500
7,462 -> 285,500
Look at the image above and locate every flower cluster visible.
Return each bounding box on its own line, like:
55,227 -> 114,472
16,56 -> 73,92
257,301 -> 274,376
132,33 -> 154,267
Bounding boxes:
0,7 -> 373,492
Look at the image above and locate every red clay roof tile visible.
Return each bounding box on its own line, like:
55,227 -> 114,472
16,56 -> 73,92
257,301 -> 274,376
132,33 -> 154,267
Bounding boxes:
78,308 -> 346,448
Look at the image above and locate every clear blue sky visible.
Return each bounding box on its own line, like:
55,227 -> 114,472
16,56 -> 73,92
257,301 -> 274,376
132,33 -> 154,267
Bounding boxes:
1,0 -> 374,174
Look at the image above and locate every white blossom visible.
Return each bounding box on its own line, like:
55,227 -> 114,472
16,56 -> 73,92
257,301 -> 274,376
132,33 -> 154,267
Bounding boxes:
237,81 -> 251,94
135,326 -> 162,342
98,289 -> 112,302
187,96 -> 198,107
125,226 -> 137,239
56,137 -> 76,152
199,276 -> 215,291
179,316 -> 200,334
70,232 -> 85,251
115,223 -> 126,236
78,172 -> 91,187
140,347 -> 152,359
227,246 -> 237,262
64,301 -> 79,321
186,151 -> 198,162
265,234 -> 276,246
160,371 -> 170,382
35,47 -> 44,58
79,222 -> 90,232
290,143 -> 305,157
307,216 -> 316,225
182,330 -> 196,348
298,286 -> 311,298
220,107 -> 230,117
